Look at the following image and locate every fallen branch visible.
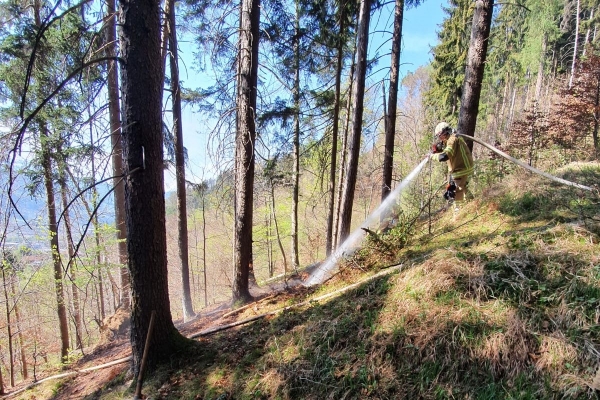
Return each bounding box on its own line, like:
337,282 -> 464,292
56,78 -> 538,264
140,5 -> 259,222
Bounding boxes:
134,310 -> 156,400
0,356 -> 132,399
222,294 -> 277,319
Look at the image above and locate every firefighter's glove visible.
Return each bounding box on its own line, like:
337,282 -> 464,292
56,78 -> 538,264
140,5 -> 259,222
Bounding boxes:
429,153 -> 438,161
443,180 -> 456,201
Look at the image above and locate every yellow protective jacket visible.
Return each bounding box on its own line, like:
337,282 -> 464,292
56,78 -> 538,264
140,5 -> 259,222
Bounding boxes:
439,134 -> 473,179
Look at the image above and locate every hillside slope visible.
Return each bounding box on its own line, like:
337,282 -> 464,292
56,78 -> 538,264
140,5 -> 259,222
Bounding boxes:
11,162 -> 600,400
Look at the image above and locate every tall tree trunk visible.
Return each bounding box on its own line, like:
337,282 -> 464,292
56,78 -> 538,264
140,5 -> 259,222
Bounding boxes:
41,125 -> 70,362
545,48 -> 559,112
58,174 -> 83,351
593,70 -> 599,153
117,0 -> 185,376
190,200 -> 205,306
167,0 -> 195,322
32,0 -> 70,364
508,84 -> 517,129
87,146 -> 107,324
202,195 -> 208,306
0,346 -> 4,394
291,1 -> 300,272
265,202 -> 274,277
457,0 -> 493,152
535,34 -> 547,103
569,0 -> 580,89
10,277 -> 27,380
382,0 -> 404,202
105,268 -> 120,312
333,51 -> 356,249
97,264 -> 107,322
270,181 -> 288,274
325,1 -> 345,257
593,9 -> 598,43
105,0 -> 130,310
499,74 -> 510,131
582,8 -> 594,56
338,0 -> 371,243
232,0 -> 260,304
523,69 -> 532,109
191,213 -> 200,302
66,162 -> 107,324
1,268 -> 14,387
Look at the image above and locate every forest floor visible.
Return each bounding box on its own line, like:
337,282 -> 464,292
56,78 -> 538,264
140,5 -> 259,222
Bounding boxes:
4,161 -> 600,399
3,267 -> 318,400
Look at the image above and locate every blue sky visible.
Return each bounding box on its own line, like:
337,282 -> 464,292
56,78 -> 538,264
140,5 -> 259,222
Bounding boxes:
164,0 -> 448,190
393,0 -> 448,76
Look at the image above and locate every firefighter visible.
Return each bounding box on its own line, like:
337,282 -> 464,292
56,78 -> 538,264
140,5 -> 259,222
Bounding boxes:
429,122 -> 474,212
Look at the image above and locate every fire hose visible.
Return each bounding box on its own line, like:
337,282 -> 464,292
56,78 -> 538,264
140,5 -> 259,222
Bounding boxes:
455,133 -> 595,192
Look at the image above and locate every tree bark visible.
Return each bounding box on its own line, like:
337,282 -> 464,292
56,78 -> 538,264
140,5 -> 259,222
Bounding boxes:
582,8 -> 594,56
325,1 -> 345,257
10,277 -> 27,380
64,164 -> 108,321
167,0 -> 195,322
2,267 -> 15,386
202,194 -> 208,306
334,50 -> 356,249
0,354 -> 4,395
382,0 -> 404,202
593,69 -> 599,153
41,125 -> 70,362
117,0 -> 185,376
569,0 -> 580,89
105,0 -> 130,310
269,181 -> 287,274
291,1 -> 300,272
338,0 -> 371,243
232,0 -> 260,304
31,0 -> 70,364
457,0 -> 493,152
58,173 -> 83,351
265,204 -> 274,277
82,133 -> 107,323
534,34 -> 547,103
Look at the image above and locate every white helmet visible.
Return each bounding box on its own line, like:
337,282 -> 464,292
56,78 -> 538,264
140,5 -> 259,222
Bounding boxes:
434,122 -> 451,137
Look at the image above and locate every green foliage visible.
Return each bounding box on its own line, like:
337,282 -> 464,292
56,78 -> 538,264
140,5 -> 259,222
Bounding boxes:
499,191 -> 548,219
423,0 -> 475,123
1,0 -> 106,212
497,163 -> 600,226
476,156 -> 515,188
518,0 -> 563,73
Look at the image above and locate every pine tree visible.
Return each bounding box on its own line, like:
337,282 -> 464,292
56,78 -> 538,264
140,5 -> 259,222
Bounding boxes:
0,0 -> 104,362
232,0 -> 261,304
457,0 -> 494,150
337,0 -> 371,242
117,0 -> 188,375
424,0 -> 475,125
165,0 -> 195,322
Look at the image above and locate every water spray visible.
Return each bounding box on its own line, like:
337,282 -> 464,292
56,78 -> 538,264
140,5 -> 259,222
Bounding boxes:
304,134 -> 595,287
304,156 -> 431,286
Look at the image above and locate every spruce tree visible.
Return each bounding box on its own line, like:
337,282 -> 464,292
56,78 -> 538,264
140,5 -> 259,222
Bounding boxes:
423,0 -> 475,125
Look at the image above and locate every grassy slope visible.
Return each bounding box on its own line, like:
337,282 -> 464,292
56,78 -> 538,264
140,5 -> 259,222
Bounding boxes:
77,163 -> 600,399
